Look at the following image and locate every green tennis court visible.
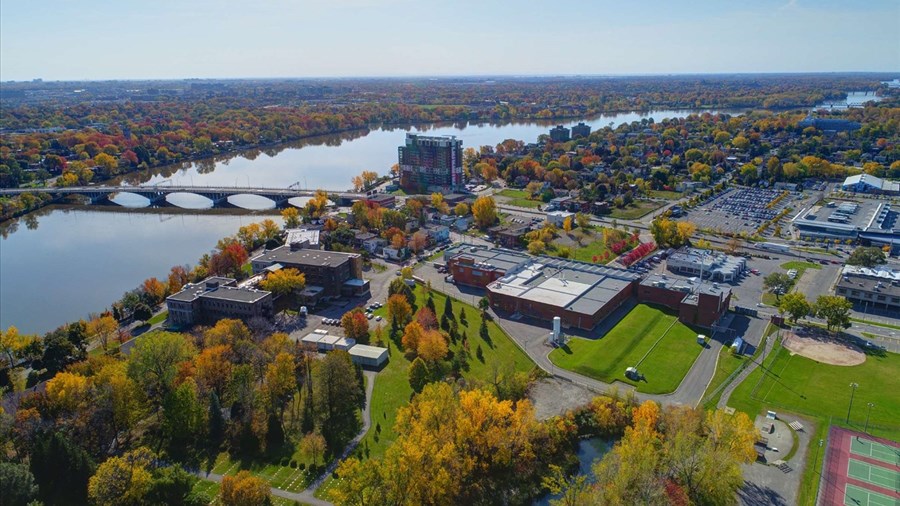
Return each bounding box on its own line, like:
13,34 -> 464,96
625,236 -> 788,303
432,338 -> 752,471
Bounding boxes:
844,484 -> 900,506
848,460 -> 900,491
852,438 -> 900,466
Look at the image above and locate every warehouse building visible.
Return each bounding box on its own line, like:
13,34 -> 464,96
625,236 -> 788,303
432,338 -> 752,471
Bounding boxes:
841,174 -> 900,195
349,344 -> 389,369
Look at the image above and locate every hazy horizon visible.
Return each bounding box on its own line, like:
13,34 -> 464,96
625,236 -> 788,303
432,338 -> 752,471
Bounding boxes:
2,0 -> 898,82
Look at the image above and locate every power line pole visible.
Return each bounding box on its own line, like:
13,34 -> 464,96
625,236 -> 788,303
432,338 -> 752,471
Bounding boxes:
864,403 -> 875,434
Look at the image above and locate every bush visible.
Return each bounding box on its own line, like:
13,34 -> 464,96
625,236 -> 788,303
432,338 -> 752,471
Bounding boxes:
290,460 -> 298,469
298,463 -> 306,471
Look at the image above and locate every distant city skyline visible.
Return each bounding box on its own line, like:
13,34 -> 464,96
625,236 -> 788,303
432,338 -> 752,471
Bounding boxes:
1,0 -> 898,81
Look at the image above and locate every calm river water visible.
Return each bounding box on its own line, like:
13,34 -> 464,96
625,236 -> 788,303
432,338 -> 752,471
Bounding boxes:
1,109 -> 738,334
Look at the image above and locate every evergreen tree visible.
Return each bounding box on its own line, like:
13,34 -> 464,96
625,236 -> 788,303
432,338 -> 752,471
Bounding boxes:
426,295 -> 436,315
408,358 -> 430,393
31,431 -> 95,506
443,296 -> 454,320
208,392 -> 225,448
0,462 -> 39,506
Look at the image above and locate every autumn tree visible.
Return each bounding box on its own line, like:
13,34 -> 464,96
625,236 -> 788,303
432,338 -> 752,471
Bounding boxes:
472,195 -> 498,229
193,345 -> 233,398
88,447 -> 156,506
341,308 -> 370,341
329,383 -> 554,505
87,315 -> 118,351
301,432 -> 327,467
281,206 -> 301,228
387,293 -> 413,330
264,352 -> 297,425
203,318 -> 252,347
142,277 -> 168,305
417,330 -> 449,362
455,202 -> 469,216
260,268 -> 306,297
409,230 -> 428,253
1,326 -> 35,370
220,471 -> 271,506
401,321 -> 427,354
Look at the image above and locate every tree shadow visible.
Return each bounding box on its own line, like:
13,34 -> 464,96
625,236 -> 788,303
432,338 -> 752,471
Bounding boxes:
737,481 -> 788,506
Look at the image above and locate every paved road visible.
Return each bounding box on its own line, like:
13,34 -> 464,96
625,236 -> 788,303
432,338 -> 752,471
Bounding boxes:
194,370 -> 375,506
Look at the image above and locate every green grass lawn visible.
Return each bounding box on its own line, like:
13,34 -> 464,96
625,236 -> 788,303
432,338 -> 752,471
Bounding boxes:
649,190 -> 684,200
206,443 -> 324,495
701,323 -> 775,409
851,318 -> 900,331
606,200 -> 665,220
148,311 -> 168,325
497,188 -> 543,209
548,304 -> 704,394
728,338 -> 900,441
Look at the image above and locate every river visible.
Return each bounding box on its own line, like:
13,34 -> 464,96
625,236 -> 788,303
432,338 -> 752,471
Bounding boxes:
1,108 -> 739,334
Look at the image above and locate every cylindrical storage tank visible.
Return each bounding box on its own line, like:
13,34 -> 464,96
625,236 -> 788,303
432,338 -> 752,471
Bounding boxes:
553,316 -> 561,340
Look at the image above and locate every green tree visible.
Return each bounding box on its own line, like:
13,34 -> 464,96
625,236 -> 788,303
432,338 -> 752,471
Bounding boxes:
208,392 -> 226,449
146,466 -> 202,506
847,246 -> 886,267
812,295 -> 853,332
408,357 -> 430,393
763,272 -> 792,301
162,378 -> 205,454
30,431 -> 95,506
778,292 -> 810,323
315,351 -> 364,448
127,332 -> 196,414
0,462 -> 39,506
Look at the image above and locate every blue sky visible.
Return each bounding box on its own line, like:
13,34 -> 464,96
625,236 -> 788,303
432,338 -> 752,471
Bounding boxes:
1,0 -> 898,81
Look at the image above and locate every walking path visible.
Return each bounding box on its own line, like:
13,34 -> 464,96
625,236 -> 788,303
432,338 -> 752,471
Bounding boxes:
195,370 -> 375,506
717,327 -> 778,409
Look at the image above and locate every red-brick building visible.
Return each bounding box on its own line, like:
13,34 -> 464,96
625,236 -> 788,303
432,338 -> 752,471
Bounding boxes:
637,274 -> 731,329
446,247 -> 531,288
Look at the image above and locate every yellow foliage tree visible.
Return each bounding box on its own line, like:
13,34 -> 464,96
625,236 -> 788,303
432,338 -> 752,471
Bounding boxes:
220,471 -> 271,506
88,447 -> 155,506
472,196 -> 497,229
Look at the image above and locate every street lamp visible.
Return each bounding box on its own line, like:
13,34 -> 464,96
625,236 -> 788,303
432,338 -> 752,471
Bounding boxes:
813,439 -> 824,506
864,403 -> 875,434
846,382 -> 859,424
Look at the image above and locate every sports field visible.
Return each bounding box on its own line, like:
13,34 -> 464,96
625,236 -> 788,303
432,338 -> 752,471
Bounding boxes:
728,338 -> 900,441
548,304 -> 703,394
819,427 -> 900,506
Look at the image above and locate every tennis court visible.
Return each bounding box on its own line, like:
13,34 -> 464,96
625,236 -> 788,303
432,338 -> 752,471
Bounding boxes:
844,484 -> 900,506
820,427 -> 900,506
853,437 -> 900,466
848,459 -> 900,491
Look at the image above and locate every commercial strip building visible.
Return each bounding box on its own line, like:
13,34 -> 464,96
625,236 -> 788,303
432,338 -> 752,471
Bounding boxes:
841,174 -> 900,196
666,248 -> 747,282
637,274 -> 732,329
166,277 -> 273,326
835,265 -> 900,312
445,245 -> 731,330
791,199 -> 900,252
250,244 -> 370,299
398,133 -> 464,193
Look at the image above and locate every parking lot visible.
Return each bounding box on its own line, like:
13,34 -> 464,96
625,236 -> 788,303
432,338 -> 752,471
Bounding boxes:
687,187 -> 801,236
